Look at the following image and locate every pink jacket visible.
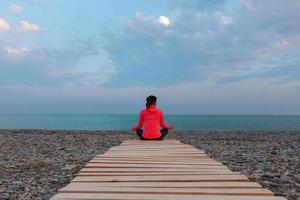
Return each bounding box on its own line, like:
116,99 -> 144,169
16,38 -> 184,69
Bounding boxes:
132,105 -> 173,139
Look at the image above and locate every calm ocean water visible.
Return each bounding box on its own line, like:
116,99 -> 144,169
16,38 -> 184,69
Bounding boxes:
0,114 -> 300,131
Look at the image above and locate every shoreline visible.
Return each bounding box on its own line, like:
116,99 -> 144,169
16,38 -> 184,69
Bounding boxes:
1,128 -> 300,133
0,130 -> 299,200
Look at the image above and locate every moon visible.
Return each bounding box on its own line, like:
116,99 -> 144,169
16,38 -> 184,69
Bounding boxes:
158,16 -> 170,27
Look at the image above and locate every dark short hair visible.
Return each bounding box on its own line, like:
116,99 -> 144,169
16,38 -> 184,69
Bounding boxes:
146,95 -> 157,108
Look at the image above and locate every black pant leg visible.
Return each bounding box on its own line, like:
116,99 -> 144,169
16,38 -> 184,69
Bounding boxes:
159,128 -> 168,140
137,129 -> 168,140
136,129 -> 144,140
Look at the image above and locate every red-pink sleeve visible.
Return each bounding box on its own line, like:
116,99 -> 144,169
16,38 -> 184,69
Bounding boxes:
133,111 -> 144,129
159,110 -> 171,129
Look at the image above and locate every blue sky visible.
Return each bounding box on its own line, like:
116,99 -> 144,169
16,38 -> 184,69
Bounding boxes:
0,0 -> 300,114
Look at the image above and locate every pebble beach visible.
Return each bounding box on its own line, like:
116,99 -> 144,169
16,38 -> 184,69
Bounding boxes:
0,130 -> 299,200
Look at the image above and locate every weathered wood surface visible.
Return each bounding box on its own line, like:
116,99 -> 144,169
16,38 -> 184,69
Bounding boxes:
50,139 -> 286,200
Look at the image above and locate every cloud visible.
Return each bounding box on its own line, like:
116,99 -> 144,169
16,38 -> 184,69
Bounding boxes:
217,13 -> 233,25
158,16 -> 170,27
9,4 -> 23,13
48,51 -> 118,87
168,0 -> 225,11
0,36 -> 117,87
1,77 -> 300,114
0,18 -> 10,32
4,47 -> 29,55
104,0 -> 300,87
19,20 -> 41,32
2,2 -> 300,89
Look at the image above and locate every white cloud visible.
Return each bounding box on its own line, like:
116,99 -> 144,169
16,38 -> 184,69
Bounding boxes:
158,16 -> 170,26
0,18 -> 10,32
240,0 -> 254,10
4,47 -> 29,55
9,4 -> 23,13
168,0 -> 225,12
105,0 -> 300,86
49,53 -> 118,87
276,38 -> 290,48
19,20 -> 41,32
218,13 -> 233,25
1,78 -> 300,114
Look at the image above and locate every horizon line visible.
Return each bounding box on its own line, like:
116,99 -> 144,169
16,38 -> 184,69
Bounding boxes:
1,113 -> 300,116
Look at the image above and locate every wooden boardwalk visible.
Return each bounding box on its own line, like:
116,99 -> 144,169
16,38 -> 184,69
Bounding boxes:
51,139 -> 286,200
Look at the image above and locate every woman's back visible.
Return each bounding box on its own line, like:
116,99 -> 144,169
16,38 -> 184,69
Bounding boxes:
132,95 -> 173,140
141,105 -> 162,138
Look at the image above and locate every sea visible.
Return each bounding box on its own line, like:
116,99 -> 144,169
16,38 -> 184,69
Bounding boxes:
0,114 -> 300,131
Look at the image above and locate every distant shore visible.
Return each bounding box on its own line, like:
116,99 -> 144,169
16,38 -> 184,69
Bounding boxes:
0,130 -> 299,200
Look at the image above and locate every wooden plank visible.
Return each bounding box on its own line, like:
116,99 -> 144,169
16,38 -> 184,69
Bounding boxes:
88,160 -> 221,165
119,145 -> 190,147
111,146 -> 196,148
89,160 -> 220,166
109,147 -> 200,149
59,186 -> 273,196
109,151 -> 201,153
120,143 -> 184,146
51,193 -> 287,200
77,172 -> 240,176
91,157 -> 213,161
93,158 -> 213,160
85,163 -> 226,168
100,149 -> 204,152
72,174 -> 249,182
103,153 -> 207,157
57,181 -> 263,188
122,139 -> 181,143
111,147 -> 198,148
114,148 -> 200,150
95,156 -> 211,160
118,145 -> 190,147
90,159 -> 212,162
96,152 -> 207,157
122,140 -> 180,142
111,145 -> 196,148
91,158 -> 213,161
108,150 -> 203,153
105,153 -> 205,155
95,155 -> 210,159
79,168 -> 234,173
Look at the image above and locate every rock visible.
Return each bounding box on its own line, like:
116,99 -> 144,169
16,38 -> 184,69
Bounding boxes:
294,175 -> 300,183
2,192 -> 10,199
42,192 -> 54,200
263,172 -> 281,178
61,164 -> 79,171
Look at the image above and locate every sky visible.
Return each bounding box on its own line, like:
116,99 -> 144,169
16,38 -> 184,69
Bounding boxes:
0,0 -> 300,114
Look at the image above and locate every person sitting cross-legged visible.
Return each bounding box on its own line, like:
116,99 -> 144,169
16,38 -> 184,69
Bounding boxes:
131,95 -> 174,140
